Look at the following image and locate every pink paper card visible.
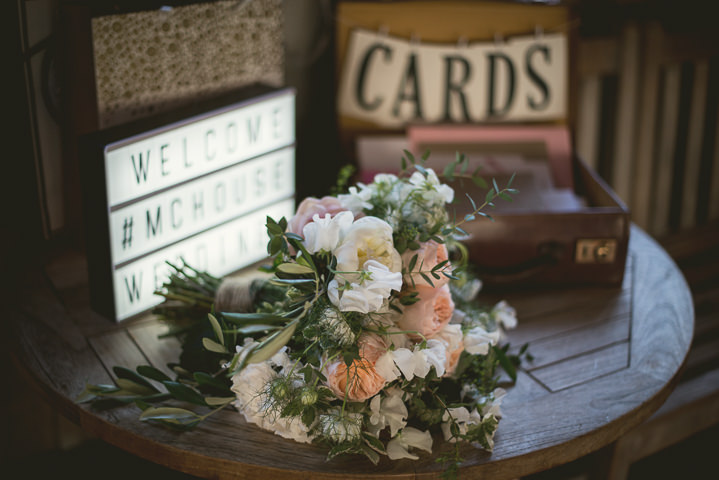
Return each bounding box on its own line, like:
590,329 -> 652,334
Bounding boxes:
407,125 -> 574,189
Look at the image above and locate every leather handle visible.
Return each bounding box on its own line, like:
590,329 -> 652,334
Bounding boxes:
474,241 -> 565,284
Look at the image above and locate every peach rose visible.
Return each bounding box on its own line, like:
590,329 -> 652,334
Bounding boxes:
444,342 -> 464,376
433,324 -> 465,377
401,240 -> 451,288
325,358 -> 386,402
358,332 -> 389,363
287,196 -> 346,236
395,284 -> 455,338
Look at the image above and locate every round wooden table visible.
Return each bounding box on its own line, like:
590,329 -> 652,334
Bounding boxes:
8,226 -> 694,479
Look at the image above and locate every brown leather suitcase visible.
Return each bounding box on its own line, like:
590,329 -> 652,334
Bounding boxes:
452,157 -> 630,287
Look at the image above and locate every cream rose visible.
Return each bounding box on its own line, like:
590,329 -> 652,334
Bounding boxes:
333,216 -> 402,281
328,216 -> 402,313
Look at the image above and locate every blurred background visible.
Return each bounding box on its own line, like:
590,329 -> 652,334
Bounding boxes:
3,0 -> 718,478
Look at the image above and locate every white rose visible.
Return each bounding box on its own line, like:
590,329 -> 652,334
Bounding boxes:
230,361 -> 314,444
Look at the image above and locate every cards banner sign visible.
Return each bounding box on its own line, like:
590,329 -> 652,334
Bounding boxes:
338,29 -> 567,127
93,89 -> 296,321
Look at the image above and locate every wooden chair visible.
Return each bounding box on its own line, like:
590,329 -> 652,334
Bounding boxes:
575,22 -> 719,238
574,19 -> 719,480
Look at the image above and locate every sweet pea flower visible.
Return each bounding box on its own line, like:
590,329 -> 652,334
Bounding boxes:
287,196 -> 347,236
368,388 -> 407,436
327,260 -> 402,313
481,388 -> 507,419
464,324 -> 500,355
395,284 -> 455,338
441,406 -> 482,442
388,341 -> 447,380
337,185 -> 372,216
408,168 -> 454,204
386,427 -> 433,460
302,211 -> 354,254
492,300 -> 518,330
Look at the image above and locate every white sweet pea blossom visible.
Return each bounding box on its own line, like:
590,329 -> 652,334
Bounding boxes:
389,348 -> 424,380
388,341 -> 447,380
434,324 -> 463,353
386,427 -> 433,460
327,259 -> 402,313
374,351 -> 401,382
368,388 -> 407,436
422,339 -> 448,377
481,388 -> 507,419
464,325 -> 501,355
408,168 -> 455,204
337,185 -> 372,215
492,300 -> 518,330
302,211 -> 354,254
441,406 -> 482,442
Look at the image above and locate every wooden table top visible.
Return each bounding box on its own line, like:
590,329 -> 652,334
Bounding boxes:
8,225 -> 694,479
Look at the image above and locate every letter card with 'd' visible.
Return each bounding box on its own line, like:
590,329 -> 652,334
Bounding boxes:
81,86 -> 296,321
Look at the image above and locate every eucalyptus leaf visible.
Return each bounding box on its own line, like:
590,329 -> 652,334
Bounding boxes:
136,365 -> 171,383
204,396 -> 235,406
202,337 -> 228,354
113,366 -> 158,392
207,313 -> 225,346
220,312 -> 288,325
115,378 -> 157,396
246,320 -> 298,365
194,372 -> 231,393
139,406 -> 203,428
162,381 -> 208,406
276,263 -> 314,275
231,324 -> 280,335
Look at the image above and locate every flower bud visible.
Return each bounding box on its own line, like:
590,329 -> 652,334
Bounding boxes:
299,387 -> 318,406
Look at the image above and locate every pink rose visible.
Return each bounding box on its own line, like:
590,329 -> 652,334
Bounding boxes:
324,358 -> 385,402
287,196 -> 346,236
401,240 -> 451,288
396,284 -> 455,338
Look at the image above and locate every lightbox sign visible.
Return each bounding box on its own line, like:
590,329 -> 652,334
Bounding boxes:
82,87 -> 296,321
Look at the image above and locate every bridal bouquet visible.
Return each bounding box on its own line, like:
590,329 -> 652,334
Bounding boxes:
79,151 -> 523,477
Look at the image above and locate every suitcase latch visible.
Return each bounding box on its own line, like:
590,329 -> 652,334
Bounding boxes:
575,239 -> 617,264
